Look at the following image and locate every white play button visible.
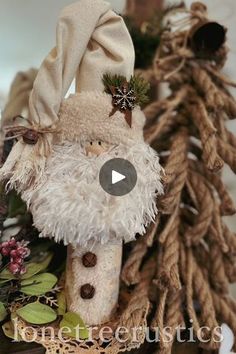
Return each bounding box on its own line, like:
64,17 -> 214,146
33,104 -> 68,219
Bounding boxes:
99,158 -> 137,196
112,170 -> 126,185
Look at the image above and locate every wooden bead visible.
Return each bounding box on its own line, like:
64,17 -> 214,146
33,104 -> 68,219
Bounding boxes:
23,130 -> 39,145
82,252 -> 97,267
80,284 -> 95,299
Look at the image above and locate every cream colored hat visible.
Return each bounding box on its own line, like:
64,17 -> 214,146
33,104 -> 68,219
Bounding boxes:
57,0 -> 149,147
0,0 -> 148,190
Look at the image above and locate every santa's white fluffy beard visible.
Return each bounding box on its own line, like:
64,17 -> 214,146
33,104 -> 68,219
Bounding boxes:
22,141 -> 163,247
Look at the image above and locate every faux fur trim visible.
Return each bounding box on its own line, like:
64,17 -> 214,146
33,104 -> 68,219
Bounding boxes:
22,142 -> 163,247
57,92 -> 146,147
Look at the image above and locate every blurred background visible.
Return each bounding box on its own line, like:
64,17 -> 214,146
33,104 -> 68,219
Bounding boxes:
0,0 -> 235,283
1,0 -> 236,94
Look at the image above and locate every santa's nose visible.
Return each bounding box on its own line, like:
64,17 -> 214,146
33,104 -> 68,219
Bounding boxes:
85,140 -> 109,156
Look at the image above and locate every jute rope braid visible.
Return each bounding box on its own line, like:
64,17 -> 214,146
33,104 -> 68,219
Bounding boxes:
120,258 -> 156,337
219,90 -> 236,119
158,290 -> 184,352
189,158 -> 236,216
162,129 -> 189,185
186,177 -> 199,207
217,138 -> 236,174
224,256 -> 236,283
214,115 -> 228,141
168,70 -> 192,89
189,98 -> 224,172
222,223 -> 236,256
186,248 -> 220,350
179,240 -> 187,284
209,203 -> 229,253
155,216 -> 181,291
208,236 -> 229,294
188,261 -> 223,340
144,111 -> 176,144
192,243 -> 210,278
203,63 -> 236,88
191,65 -> 224,111
225,128 -> 236,149
216,118 -> 236,149
185,170 -> 214,246
121,241 -> 148,286
121,218 -> 159,286
135,68 -> 156,86
159,206 -> 178,244
212,291 -> 236,340
151,289 -> 168,343
224,295 -> 236,314
144,100 -> 167,121
144,86 -> 188,121
203,169 -> 235,216
29,2 -> 235,352
123,3 -> 236,352
186,248 -> 203,339
160,164 -> 188,214
145,217 -> 160,247
222,92 -> 236,119
160,131 -> 189,214
144,113 -> 188,144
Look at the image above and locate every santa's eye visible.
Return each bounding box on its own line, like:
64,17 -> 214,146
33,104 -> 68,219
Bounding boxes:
90,142 -> 93,145
98,141 -> 102,146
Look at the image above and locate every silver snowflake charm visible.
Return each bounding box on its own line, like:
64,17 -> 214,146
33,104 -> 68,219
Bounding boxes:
108,80 -> 137,128
113,85 -> 136,112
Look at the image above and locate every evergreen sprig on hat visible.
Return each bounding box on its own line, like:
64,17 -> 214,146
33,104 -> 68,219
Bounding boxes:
103,74 -> 150,127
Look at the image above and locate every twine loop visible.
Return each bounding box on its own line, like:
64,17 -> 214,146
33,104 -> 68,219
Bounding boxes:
4,115 -> 59,156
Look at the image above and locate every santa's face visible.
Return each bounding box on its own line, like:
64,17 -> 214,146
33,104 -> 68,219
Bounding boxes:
84,140 -> 110,157
23,140 -> 163,247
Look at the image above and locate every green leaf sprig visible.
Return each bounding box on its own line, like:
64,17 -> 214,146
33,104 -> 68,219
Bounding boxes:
103,73 -> 150,107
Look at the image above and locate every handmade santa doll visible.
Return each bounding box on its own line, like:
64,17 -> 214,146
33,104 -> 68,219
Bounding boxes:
0,0 -> 163,325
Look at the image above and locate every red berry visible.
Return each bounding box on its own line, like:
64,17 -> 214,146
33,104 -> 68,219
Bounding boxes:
17,248 -> 26,256
8,263 -> 21,275
10,249 -> 18,258
1,242 -> 9,248
1,247 -> 10,257
13,257 -> 23,265
17,247 -> 30,258
8,238 -> 16,248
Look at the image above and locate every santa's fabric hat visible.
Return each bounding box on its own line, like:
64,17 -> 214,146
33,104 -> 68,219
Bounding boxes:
0,0 -> 148,190
57,0 -> 149,147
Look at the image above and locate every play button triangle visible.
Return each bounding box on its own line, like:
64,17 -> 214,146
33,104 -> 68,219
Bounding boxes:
112,170 -> 126,185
